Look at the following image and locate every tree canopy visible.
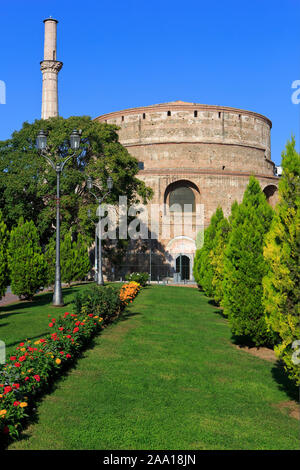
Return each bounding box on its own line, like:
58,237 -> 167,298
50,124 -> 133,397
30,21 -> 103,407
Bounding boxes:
0,116 -> 153,245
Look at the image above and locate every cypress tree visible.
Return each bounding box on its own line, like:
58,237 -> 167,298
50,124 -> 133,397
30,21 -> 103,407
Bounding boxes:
194,207 -> 224,296
8,218 -> 47,300
210,217 -> 231,306
263,138 -> 300,384
61,233 -> 90,287
0,210 -> 9,300
223,177 -> 275,346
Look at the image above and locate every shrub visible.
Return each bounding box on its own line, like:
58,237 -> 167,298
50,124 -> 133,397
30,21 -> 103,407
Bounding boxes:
223,177 -> 275,346
72,284 -> 123,320
125,272 -> 149,286
0,210 -> 9,300
263,138 -> 300,384
8,218 -> 47,300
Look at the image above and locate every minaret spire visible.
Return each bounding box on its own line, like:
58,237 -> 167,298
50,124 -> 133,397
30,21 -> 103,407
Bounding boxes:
40,18 -> 63,119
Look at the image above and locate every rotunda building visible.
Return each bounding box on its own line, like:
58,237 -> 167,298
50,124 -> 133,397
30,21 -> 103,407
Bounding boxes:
95,101 -> 279,281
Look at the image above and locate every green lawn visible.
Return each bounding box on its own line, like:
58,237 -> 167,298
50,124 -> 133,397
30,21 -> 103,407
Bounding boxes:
2,285 -> 299,450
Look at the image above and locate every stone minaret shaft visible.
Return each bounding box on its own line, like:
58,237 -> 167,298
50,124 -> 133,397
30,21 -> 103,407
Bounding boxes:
40,18 -> 63,120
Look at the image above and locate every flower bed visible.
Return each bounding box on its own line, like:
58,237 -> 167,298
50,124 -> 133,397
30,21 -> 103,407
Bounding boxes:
0,281 -> 141,442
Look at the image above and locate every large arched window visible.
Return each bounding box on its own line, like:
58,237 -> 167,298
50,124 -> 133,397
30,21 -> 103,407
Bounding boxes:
169,186 -> 195,212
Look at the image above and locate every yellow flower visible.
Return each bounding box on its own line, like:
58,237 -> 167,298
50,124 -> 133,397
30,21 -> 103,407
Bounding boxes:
55,358 -> 61,365
0,410 -> 7,416
34,340 -> 40,345
0,394 -> 3,399
20,347 -> 26,352
19,402 -> 27,408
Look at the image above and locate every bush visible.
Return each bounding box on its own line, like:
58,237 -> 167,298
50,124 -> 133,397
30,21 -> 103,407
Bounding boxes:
8,218 -> 47,300
72,284 -> 123,320
125,272 -> 149,287
263,138 -> 300,384
223,177 -> 275,346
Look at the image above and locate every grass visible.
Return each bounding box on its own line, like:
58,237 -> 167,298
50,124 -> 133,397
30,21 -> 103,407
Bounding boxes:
2,285 -> 299,450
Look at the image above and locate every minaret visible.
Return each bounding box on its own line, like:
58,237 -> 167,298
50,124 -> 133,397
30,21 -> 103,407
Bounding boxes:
40,17 -> 63,119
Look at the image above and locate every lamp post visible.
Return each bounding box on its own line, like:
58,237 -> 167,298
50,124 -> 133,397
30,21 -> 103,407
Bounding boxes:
36,129 -> 81,306
87,175 -> 113,286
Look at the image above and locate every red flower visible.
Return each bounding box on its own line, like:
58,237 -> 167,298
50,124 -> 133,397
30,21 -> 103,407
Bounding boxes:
58,327 -> 64,331
10,356 -> 16,361
13,401 -> 20,407
75,321 -> 81,326
14,362 -> 21,368
4,386 -> 12,394
18,356 -> 26,362
19,342 -> 25,347
59,351 -> 64,355
33,375 -> 40,382
49,323 -> 54,327
25,377 -> 29,381
13,383 -> 20,389
73,327 -> 79,333
66,335 -> 71,338
40,339 -> 46,343
51,318 -> 56,322
66,354 -> 71,359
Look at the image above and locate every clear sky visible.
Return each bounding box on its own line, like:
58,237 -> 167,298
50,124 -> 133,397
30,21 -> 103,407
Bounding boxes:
0,0 -> 299,165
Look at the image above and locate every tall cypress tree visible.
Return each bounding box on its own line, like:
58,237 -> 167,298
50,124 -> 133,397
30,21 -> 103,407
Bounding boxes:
223,177 -> 275,346
0,210 -> 9,299
263,138 -> 300,384
193,207 -> 224,296
8,218 -> 47,300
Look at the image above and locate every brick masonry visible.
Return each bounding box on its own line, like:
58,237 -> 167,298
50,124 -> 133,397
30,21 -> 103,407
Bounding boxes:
95,101 -> 279,279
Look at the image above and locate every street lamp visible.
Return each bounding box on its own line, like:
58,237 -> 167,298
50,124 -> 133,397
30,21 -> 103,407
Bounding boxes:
36,128 -> 81,306
86,175 -> 113,286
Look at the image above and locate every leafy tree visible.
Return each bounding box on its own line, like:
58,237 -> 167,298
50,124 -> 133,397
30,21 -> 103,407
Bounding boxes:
193,207 -> 224,296
263,138 -> 300,384
0,210 -> 9,299
8,218 -> 47,300
223,177 -> 275,346
0,116 -> 153,247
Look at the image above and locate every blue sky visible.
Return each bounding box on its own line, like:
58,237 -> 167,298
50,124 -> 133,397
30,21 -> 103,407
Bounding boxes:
0,0 -> 299,165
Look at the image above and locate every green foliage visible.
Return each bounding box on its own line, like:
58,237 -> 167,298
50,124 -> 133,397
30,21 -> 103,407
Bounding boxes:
263,138 -> 300,384
72,284 -> 122,320
8,218 -> 47,300
45,233 -> 90,287
0,116 -> 153,246
210,217 -> 231,306
125,272 -> 149,286
193,207 -> 224,296
0,210 -> 9,299
223,177 -> 275,346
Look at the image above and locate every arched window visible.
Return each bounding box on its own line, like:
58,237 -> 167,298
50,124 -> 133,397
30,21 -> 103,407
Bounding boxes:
169,186 -> 195,212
